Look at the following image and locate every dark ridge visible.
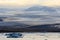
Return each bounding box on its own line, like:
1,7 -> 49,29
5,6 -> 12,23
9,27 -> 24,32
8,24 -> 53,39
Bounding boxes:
0,23 -> 60,32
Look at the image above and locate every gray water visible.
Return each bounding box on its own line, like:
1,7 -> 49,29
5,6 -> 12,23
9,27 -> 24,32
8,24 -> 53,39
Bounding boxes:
0,11 -> 60,25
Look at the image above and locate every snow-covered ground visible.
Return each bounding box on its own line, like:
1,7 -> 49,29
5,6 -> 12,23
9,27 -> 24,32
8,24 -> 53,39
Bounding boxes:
0,32 -> 60,40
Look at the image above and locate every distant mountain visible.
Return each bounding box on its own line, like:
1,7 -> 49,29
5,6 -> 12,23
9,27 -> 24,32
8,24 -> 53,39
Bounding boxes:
22,23 -> 60,32
0,22 -> 30,31
1,23 -> 60,32
0,8 -> 16,13
0,8 -> 22,13
25,5 -> 56,12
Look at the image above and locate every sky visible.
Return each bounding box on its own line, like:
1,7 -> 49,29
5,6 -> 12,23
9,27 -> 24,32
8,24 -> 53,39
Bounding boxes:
0,0 -> 60,7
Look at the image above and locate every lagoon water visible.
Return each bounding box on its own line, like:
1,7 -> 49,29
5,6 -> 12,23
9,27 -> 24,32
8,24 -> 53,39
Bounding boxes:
0,6 -> 60,25
0,32 -> 60,40
1,11 -> 60,25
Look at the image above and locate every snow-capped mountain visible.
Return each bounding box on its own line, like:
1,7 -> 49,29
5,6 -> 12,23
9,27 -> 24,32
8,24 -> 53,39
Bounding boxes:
25,5 -> 56,13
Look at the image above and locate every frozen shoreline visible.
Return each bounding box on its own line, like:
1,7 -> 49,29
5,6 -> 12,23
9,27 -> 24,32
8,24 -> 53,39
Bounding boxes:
0,32 -> 60,40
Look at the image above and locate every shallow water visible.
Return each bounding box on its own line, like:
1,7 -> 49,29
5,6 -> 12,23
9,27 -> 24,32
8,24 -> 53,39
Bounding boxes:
1,11 -> 60,25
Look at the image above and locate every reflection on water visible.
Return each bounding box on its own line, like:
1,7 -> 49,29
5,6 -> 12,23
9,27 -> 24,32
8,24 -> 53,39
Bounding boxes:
5,33 -> 23,38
